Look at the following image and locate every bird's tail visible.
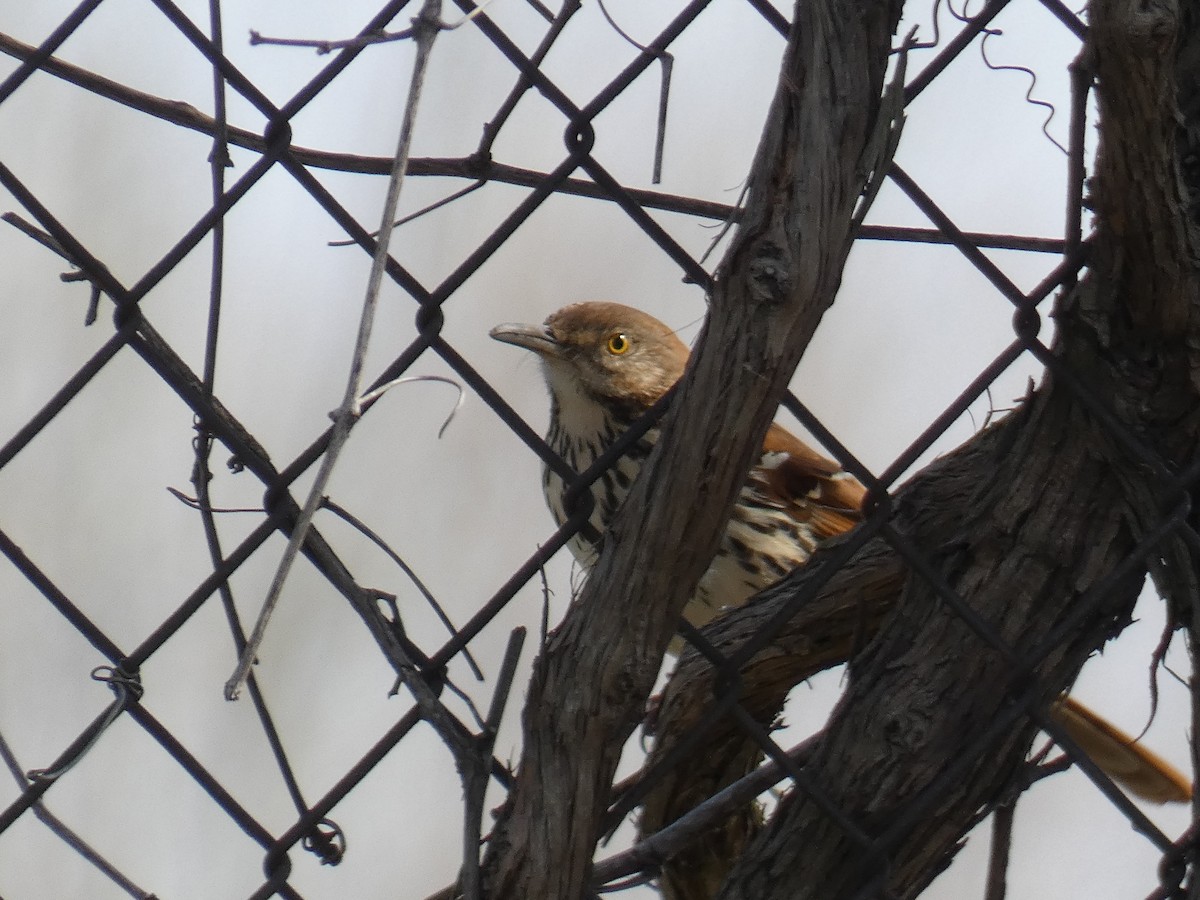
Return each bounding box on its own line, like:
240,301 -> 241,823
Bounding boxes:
1050,695 -> 1191,804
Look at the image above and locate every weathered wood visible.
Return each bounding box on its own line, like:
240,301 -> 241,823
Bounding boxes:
640,535 -> 905,899
479,0 -> 902,895
487,0 -> 1200,895
635,2 -> 1200,899
697,1 -> 1200,897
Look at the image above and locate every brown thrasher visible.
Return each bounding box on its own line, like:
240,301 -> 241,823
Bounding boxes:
491,300 -> 1190,804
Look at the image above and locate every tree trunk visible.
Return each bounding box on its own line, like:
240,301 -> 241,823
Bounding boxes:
487,0 -> 1200,896
480,0 -> 903,896
644,1 -> 1200,898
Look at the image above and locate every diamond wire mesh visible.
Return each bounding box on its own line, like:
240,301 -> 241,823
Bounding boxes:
0,1 -> 1194,898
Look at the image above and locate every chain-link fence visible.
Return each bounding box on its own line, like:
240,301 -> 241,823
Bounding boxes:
0,1 -> 1194,898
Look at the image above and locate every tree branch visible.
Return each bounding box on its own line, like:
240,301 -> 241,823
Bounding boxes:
479,0 -> 903,895
691,1 -> 1200,896
0,30 -> 1064,254
640,533 -> 905,899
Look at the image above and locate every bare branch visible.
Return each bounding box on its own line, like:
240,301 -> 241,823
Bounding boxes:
225,0 -> 447,700
480,0 -> 904,894
0,31 -> 1065,255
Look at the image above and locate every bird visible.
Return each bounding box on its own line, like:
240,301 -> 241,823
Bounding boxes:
491,300 -> 1191,804
490,301 -> 864,632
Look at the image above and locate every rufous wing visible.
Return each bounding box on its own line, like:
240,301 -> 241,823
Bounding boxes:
758,423 -> 866,542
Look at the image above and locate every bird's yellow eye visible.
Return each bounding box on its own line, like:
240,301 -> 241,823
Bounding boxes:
606,332 -> 630,355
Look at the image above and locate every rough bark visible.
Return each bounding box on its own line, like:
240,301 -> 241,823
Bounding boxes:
479,1 -> 903,896
640,535 -> 906,899
485,0 -> 1200,896
692,389 -> 1153,900
635,2 -> 1200,898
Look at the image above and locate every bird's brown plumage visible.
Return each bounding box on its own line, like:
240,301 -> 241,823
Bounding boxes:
492,300 -> 1192,805
491,301 -> 865,627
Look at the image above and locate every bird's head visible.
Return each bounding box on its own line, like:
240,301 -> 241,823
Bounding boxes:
490,302 -> 690,420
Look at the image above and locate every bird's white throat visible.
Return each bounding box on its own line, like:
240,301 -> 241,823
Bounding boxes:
541,358 -> 615,446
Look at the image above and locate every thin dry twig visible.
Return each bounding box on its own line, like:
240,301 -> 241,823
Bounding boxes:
248,0 -> 492,53
2,211 -> 102,323
0,31 -> 1067,255
592,736 -> 817,889
984,801 -> 1015,900
460,628 -> 526,900
355,373 -> 465,438
0,728 -> 156,898
595,0 -> 673,184
327,180 -> 487,247
225,0 -> 447,700
321,498 -> 484,682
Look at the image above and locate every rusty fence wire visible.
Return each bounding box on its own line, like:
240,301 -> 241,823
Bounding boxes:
0,1 -> 1194,898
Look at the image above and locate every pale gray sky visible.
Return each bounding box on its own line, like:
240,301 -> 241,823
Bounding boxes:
0,2 -> 1189,898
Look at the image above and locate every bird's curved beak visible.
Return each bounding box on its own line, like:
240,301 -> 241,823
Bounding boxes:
489,322 -> 561,357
